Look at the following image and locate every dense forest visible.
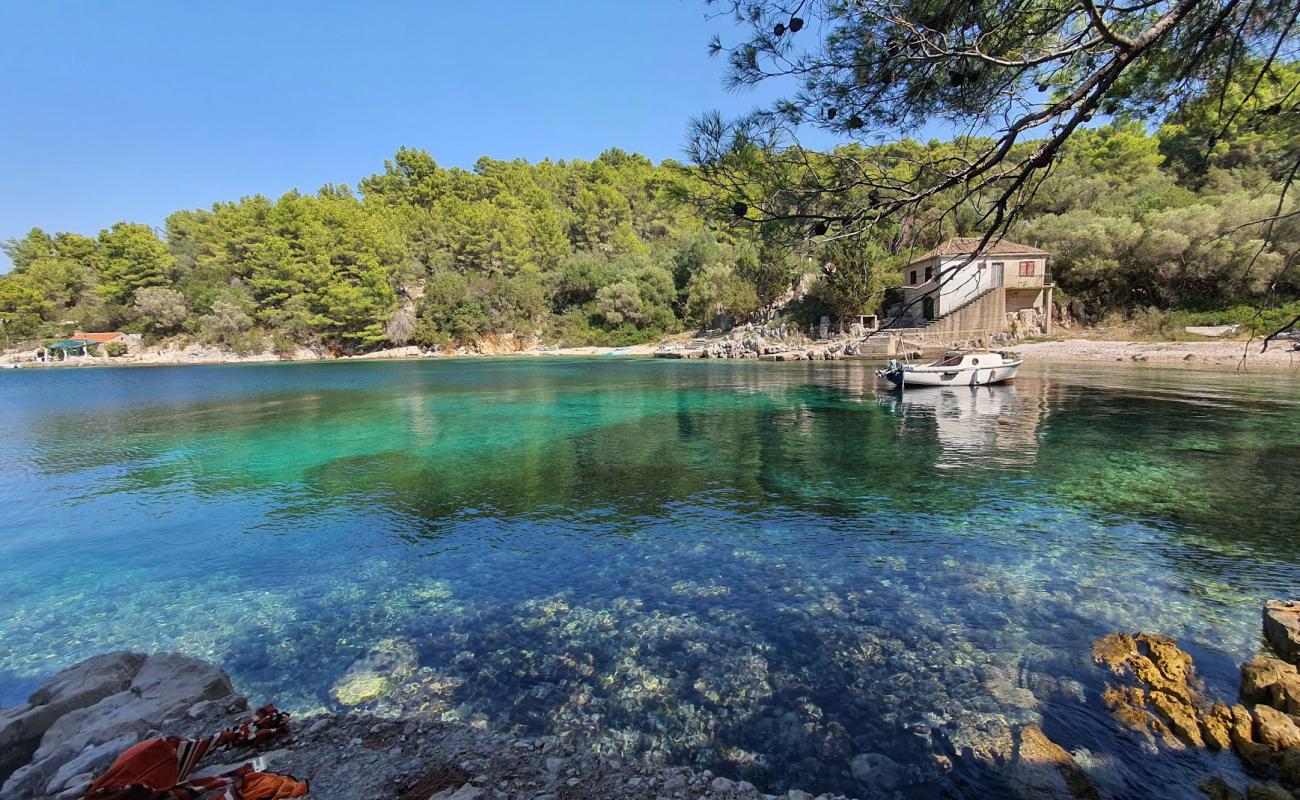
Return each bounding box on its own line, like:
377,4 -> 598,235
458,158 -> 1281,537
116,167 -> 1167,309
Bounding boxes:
1,64 -> 1297,353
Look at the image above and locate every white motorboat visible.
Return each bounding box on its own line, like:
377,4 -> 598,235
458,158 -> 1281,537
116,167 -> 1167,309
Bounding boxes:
877,350 -> 1021,387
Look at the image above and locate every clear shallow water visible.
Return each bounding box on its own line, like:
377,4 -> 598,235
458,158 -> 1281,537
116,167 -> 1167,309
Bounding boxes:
1,358 -> 1297,797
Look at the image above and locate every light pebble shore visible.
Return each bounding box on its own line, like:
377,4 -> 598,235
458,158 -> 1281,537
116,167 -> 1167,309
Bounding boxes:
5,336 -> 1299,371
1,341 -> 660,368
1011,337 -> 1300,369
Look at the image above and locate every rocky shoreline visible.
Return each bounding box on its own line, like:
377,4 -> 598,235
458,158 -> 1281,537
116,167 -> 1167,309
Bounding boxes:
0,652 -> 860,800
7,332 -> 1298,371
4,599 -> 1298,800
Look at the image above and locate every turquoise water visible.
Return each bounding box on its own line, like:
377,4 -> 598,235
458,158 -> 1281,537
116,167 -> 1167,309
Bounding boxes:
1,358 -> 1297,797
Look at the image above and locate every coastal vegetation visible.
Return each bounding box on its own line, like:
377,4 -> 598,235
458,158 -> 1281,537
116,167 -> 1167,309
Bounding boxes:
1,108 -> 1294,355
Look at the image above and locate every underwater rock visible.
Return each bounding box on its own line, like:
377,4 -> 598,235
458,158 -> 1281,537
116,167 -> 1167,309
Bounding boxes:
1264,601 -> 1300,665
0,651 -> 146,784
1091,633 -> 1139,675
848,752 -> 901,792
1005,724 -> 1099,800
940,715 -> 1096,800
1,653 -> 236,800
330,638 -> 418,707
990,723 -> 1099,800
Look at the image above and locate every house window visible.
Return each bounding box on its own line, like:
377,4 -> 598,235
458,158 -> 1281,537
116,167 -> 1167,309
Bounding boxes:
924,266 -> 933,282
1019,260 -> 1036,277
910,270 -> 918,285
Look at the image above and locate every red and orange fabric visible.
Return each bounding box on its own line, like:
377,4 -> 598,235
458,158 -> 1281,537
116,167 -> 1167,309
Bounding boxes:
84,705 -> 308,800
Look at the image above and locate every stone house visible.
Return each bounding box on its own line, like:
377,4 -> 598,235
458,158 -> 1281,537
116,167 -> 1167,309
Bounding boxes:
897,237 -> 1054,336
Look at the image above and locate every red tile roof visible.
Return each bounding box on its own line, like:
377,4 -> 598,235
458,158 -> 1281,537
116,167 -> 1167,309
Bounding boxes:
906,237 -> 1048,267
72,332 -> 126,343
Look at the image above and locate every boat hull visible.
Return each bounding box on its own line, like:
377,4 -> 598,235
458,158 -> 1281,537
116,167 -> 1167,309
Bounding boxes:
882,360 -> 1021,387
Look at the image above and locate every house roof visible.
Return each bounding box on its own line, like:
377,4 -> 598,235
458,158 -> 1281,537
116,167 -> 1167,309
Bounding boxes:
72,331 -> 125,343
905,237 -> 1048,268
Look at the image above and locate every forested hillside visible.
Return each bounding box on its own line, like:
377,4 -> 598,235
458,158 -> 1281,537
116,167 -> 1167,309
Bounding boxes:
2,69 -> 1297,353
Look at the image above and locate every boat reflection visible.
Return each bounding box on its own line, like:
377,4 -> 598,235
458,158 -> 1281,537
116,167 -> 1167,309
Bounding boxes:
883,382 -> 1048,469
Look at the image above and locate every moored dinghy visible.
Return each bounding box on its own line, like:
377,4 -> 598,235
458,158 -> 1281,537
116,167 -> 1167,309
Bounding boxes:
877,350 -> 1022,387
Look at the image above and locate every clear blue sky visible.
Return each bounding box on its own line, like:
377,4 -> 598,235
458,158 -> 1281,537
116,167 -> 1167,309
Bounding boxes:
1,1 -> 849,269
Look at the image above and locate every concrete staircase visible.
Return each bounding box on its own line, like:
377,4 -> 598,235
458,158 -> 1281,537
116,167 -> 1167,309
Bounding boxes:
900,286 -> 1006,339
919,287 -> 999,328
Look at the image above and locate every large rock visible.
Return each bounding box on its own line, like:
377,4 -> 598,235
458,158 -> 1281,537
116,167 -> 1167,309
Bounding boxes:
1092,632 -> 1205,748
1229,704 -> 1274,770
0,652 -> 146,784
1,653 -> 236,800
1199,703 -> 1234,751
43,732 -> 137,797
1240,656 -> 1300,714
1252,705 -> 1300,751
1264,601 -> 1300,665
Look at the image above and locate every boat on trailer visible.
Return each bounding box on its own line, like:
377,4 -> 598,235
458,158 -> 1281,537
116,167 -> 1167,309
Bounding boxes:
877,350 -> 1021,388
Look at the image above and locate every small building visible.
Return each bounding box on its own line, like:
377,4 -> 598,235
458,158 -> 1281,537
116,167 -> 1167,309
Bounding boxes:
73,331 -> 130,346
38,331 -> 134,361
897,237 -> 1053,335
43,339 -> 96,360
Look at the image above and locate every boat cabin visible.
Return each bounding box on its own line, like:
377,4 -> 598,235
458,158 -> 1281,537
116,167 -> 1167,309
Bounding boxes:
929,351 -> 997,368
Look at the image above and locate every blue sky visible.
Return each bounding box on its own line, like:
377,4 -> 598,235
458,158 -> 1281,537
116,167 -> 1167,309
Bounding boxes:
0,1 -> 848,269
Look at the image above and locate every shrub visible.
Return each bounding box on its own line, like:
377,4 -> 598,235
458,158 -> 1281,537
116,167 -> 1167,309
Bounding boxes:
198,298 -> 253,342
271,331 -> 298,358
133,287 -> 188,331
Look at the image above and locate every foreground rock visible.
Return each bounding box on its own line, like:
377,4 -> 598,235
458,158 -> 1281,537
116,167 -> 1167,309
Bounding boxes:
0,653 -> 146,786
226,713 -> 860,800
1,653 -> 238,800
1,653 -> 859,800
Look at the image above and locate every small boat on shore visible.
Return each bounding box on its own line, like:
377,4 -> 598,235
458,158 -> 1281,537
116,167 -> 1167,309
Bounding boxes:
877,350 -> 1021,388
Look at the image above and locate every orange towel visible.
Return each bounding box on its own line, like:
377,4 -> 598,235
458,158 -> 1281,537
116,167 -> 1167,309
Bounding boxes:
84,705 -> 306,799
240,772 -> 310,799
